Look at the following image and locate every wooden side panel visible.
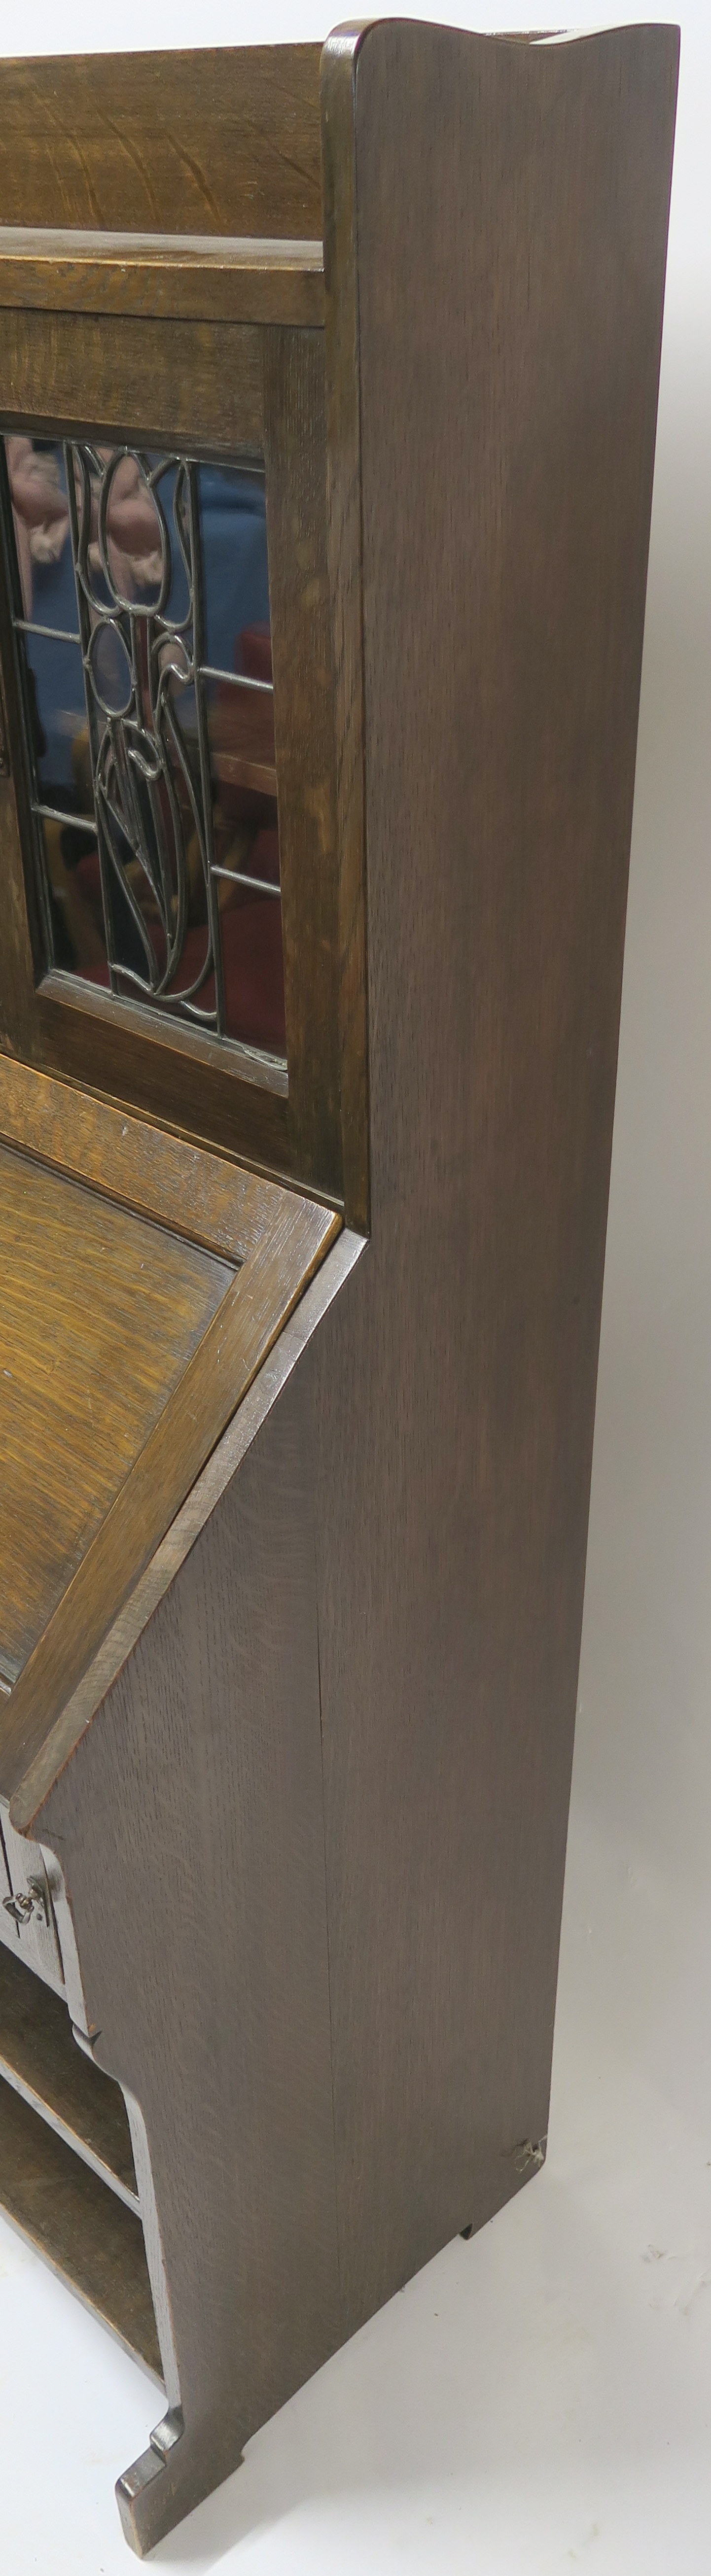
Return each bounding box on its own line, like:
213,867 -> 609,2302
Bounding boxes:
0,49 -> 323,241
36,1371 -> 342,2532
313,21 -> 678,2329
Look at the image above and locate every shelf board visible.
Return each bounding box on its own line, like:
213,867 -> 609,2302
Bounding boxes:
0,2077 -> 162,2379
212,750 -> 278,798
0,225 -> 324,326
0,1941 -> 139,2210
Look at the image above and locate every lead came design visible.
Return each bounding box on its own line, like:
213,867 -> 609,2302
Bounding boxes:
68,447 -> 228,1028
2,437 -> 285,1062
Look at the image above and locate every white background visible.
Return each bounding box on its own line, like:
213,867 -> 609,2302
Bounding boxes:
1,6 -> 710,2570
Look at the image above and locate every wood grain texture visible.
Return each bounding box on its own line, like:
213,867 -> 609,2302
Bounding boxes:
264,327 -> 342,1200
28,980 -> 293,1183
308,16 -> 679,2328
0,776 -> 36,1067
0,228 -> 324,327
0,2075 -> 162,2375
0,1182 -> 338,1803
0,1057 -> 310,1260
12,1226 -> 363,1836
0,1939 -> 138,2208
0,49 -> 322,241
0,308 -> 264,453
0,1141 -> 233,1682
1,21 -> 678,2554
37,1375 -> 342,2542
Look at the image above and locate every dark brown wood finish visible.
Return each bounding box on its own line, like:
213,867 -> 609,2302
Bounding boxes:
40,1375 -> 343,2546
0,228 -> 324,326
21,982 -> 294,1179
0,1941 -> 138,2208
0,307 -> 264,449
0,1140 -> 233,1682
0,2079 -> 162,2375
0,1180 -> 339,1798
0,49 -> 323,239
0,21 -> 678,2559
0,1057 -> 313,1257
308,16 -> 679,2324
10,1226 -> 363,1837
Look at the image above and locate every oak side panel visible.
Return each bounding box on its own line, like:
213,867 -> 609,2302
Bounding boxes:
314,20 -> 678,2327
36,1374 -> 342,2522
0,49 -> 323,241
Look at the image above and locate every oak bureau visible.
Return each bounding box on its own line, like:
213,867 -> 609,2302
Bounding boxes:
0,21 -> 677,2551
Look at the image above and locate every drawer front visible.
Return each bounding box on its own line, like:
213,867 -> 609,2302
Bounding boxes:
0,1801 -> 64,1995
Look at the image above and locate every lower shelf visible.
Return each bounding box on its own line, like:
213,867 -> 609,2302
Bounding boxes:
0,2077 -> 163,2379
0,1945 -> 161,2380
0,1938 -> 139,2207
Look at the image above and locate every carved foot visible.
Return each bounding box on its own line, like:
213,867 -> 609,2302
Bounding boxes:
117,2406 -> 244,2556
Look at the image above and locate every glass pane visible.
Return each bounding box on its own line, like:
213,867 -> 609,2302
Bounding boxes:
2,434 -> 285,1063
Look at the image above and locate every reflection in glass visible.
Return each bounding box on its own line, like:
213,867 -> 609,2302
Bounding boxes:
2,435 -> 285,1062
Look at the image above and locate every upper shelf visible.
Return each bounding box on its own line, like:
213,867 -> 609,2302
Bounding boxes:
0,229 -> 325,328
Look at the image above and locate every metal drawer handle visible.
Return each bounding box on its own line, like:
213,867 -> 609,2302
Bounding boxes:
2,1877 -> 49,1931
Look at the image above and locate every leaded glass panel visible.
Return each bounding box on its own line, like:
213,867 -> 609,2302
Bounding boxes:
1,435 -> 285,1064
